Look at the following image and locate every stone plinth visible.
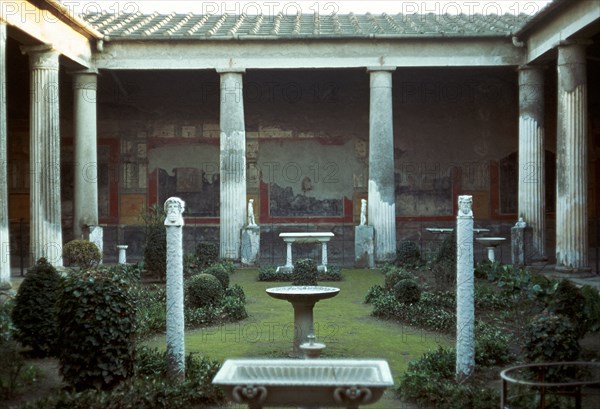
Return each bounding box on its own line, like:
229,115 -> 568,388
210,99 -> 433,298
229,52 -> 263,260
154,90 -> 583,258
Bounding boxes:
241,226 -> 260,265
117,245 -> 128,265
511,225 -> 534,267
87,225 -> 103,264
355,225 -> 375,268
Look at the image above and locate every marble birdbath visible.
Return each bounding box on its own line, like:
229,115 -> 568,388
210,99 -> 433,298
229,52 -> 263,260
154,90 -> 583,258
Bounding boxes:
266,286 -> 340,358
476,237 -> 506,262
212,358 -> 394,409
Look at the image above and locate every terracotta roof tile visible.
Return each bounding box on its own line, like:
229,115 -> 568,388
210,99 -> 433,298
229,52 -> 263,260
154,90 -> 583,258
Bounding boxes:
82,12 -> 531,39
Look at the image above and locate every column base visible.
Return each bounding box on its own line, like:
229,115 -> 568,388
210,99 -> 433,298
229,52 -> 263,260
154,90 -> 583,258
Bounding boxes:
554,265 -> 593,275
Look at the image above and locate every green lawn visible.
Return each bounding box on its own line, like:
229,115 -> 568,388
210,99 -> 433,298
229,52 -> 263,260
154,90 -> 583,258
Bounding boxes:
145,268 -> 451,408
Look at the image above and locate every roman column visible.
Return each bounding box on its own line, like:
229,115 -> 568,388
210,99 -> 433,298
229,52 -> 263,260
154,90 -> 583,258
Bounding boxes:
518,66 -> 546,261
72,71 -> 99,239
0,22 -> 9,282
556,41 -> 590,272
218,69 -> 246,260
21,45 -> 63,266
368,67 -> 397,262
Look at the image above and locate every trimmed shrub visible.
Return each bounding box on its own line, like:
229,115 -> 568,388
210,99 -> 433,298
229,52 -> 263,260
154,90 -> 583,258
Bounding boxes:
581,285 -> 600,333
141,205 -> 167,282
57,268 -> 136,390
396,240 -> 421,268
475,323 -> 514,367
203,264 -> 230,289
436,229 -> 456,264
258,265 -> 342,282
221,296 -> 248,321
12,258 -> 63,356
62,240 -> 102,269
195,242 -> 219,269
523,312 -> 581,364
384,267 -> 414,291
392,279 -> 422,304
186,274 -> 224,309
430,260 -> 456,290
364,284 -> 384,304
549,279 -> 588,338
225,284 -> 246,303
292,258 -> 318,286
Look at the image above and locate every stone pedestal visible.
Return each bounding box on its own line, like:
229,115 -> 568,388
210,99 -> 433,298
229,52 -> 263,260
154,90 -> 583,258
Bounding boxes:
241,226 -> 260,265
0,23 -> 9,282
87,225 -> 103,264
354,225 -> 374,268
511,225 -> 534,267
218,70 -> 246,260
518,66 -> 546,261
368,68 -> 397,262
555,41 -> 590,272
21,45 -> 63,266
117,245 -> 128,265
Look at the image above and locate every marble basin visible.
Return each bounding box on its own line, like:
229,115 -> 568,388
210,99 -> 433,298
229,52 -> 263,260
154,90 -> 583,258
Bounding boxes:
266,286 -> 340,357
476,237 -> 506,247
212,358 -> 394,408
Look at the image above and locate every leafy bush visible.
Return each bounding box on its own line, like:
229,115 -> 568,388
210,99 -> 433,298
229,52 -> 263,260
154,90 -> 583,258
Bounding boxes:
57,268 -> 137,390
1,298 -> 26,400
523,312 -> 581,364
23,347 -> 225,409
475,322 -> 514,367
292,258 -> 318,286
396,240 -> 421,268
581,285 -> 600,333
195,242 -> 219,269
12,258 -> 63,356
258,265 -> 342,282
141,205 -> 167,282
225,284 -> 246,303
436,229 -> 456,265
364,284 -> 384,304
202,263 -> 230,289
383,267 -> 414,291
318,265 -> 344,281
548,279 -> 588,338
392,279 -> 421,304
133,285 -> 166,338
62,240 -> 102,269
186,274 -> 223,309
430,259 -> 456,290
221,296 -> 248,321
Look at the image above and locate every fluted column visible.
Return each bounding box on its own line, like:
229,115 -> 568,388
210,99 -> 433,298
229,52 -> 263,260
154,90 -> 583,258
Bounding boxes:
72,71 -> 99,238
518,66 -> 546,261
556,41 -> 590,272
0,23 -> 9,282
368,67 -> 397,262
218,69 -> 246,260
21,45 -> 63,266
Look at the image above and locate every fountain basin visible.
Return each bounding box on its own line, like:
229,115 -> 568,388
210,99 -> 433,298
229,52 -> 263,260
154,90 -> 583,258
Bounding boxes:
476,237 -> 506,247
213,358 -> 394,408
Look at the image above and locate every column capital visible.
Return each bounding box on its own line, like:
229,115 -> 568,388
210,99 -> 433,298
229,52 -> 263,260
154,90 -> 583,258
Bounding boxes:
216,68 -> 246,74
20,44 -> 59,70
70,70 -> 98,90
558,40 -> 591,66
517,64 -> 547,72
366,66 -> 397,73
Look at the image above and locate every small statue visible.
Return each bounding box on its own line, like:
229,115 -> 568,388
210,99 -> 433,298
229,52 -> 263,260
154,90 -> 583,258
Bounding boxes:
458,195 -> 473,217
247,199 -> 257,227
360,199 -> 367,226
515,217 -> 527,228
164,197 -> 185,226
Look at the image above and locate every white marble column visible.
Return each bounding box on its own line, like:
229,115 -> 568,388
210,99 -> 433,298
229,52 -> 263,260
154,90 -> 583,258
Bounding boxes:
518,66 -> 546,261
0,23 -> 9,282
21,45 -> 63,266
456,195 -> 474,380
218,69 -> 246,260
556,41 -> 590,272
72,71 -> 99,239
368,67 -> 397,262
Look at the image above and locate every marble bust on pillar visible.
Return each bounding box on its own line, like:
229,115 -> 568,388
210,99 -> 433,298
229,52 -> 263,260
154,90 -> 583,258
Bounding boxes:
164,197 -> 185,226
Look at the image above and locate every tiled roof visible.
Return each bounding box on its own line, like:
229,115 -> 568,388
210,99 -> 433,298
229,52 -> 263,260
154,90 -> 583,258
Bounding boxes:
82,12 -> 531,40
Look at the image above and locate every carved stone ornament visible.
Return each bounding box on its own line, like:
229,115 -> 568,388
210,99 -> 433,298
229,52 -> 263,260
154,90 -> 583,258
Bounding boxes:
247,199 -> 257,226
360,199 -> 367,226
458,195 -> 473,217
164,197 -> 185,226
232,385 -> 268,405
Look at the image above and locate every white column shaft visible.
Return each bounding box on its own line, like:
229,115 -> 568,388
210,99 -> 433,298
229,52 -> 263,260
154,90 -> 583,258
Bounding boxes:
73,72 -> 99,238
166,225 -> 185,379
518,66 -> 546,260
0,23 -> 10,281
456,196 -> 474,379
22,45 -> 63,266
368,69 -> 396,262
556,42 -> 589,271
219,71 -> 246,260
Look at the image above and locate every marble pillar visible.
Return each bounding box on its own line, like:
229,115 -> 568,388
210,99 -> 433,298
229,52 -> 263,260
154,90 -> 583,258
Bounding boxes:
21,45 -> 63,266
556,41 -> 590,272
456,195 -> 474,380
164,197 -> 186,380
0,23 -> 9,282
367,68 -> 397,262
72,71 -> 99,239
218,70 -> 246,260
518,66 -> 546,261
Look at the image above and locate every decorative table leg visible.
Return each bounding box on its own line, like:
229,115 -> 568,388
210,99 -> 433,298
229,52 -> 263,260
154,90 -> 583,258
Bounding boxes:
321,242 -> 328,271
286,241 -> 293,268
